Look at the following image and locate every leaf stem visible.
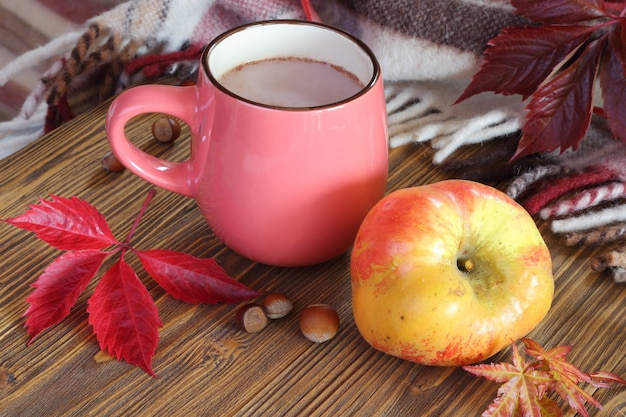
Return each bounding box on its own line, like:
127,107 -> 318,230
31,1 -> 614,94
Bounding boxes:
124,189 -> 157,246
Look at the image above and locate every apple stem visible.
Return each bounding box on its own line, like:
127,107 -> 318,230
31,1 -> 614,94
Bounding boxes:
458,259 -> 475,273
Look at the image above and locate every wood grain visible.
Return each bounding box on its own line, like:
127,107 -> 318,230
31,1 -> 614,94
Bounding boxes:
0,100 -> 624,417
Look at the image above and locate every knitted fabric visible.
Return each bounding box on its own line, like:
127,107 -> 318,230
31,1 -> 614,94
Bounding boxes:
502,117 -> 626,283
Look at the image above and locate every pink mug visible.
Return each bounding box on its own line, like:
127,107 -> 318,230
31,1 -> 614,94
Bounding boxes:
106,20 -> 388,266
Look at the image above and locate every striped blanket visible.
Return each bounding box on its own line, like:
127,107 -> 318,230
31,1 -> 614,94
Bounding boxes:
0,0 -> 526,159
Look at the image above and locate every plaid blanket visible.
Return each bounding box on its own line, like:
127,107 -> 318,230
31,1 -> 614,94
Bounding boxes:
1,0 -> 625,282
0,0 -> 526,159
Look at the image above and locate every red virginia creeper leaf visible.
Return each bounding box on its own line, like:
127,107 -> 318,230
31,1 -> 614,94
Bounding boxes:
609,17 -> 626,72
457,25 -> 596,101
5,195 -> 119,250
24,250 -> 111,344
455,0 -> 626,158
87,258 -> 162,377
512,0 -> 608,24
601,23 -> 626,142
134,249 -> 262,304
512,37 -> 606,159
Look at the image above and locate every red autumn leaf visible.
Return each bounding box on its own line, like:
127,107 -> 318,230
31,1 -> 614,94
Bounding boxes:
5,195 -> 119,250
87,257 -> 162,377
512,37 -> 605,159
601,26 -> 626,141
464,343 -> 552,417
589,370 -> 626,386
456,25 -> 595,101
609,15 -> 626,71
512,0 -> 607,23
457,0 -> 626,159
134,249 -> 263,304
521,338 -> 626,417
6,191 -> 263,376
465,339 -> 626,417
537,397 -> 563,417
24,250 -> 111,344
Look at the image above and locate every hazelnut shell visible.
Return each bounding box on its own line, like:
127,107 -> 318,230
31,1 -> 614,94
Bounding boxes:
235,303 -> 268,333
151,117 -> 181,143
261,293 -> 293,319
101,150 -> 125,172
299,304 -> 339,343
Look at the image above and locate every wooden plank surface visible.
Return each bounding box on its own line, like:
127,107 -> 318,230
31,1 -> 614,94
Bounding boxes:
0,99 -> 624,416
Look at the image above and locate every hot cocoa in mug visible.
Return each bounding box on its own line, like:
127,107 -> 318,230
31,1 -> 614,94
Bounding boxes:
219,57 -> 364,108
106,20 -> 389,266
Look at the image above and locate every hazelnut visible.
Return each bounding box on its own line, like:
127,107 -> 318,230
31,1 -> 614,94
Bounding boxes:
151,117 -> 181,143
299,304 -> 339,343
235,303 -> 268,333
101,150 -> 125,172
261,293 -> 293,319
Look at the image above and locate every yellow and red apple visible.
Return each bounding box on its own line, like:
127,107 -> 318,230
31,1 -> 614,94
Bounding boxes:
350,180 -> 554,366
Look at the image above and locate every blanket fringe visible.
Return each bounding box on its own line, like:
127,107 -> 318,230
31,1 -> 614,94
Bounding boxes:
385,80 -> 523,164
0,31 -> 83,86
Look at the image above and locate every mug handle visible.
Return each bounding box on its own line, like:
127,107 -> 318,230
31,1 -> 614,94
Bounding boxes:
106,84 -> 200,197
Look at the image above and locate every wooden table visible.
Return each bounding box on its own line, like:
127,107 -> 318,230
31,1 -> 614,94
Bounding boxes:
0,98 -> 624,417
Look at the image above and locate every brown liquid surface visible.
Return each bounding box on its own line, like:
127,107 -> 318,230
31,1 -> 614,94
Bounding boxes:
218,57 -> 364,107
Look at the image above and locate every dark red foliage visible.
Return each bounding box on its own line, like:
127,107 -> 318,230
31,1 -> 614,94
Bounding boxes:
457,0 -> 626,159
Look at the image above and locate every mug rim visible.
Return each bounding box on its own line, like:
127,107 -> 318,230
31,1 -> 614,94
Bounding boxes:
201,19 -> 382,111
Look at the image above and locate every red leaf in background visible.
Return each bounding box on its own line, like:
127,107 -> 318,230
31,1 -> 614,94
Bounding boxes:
135,249 -> 263,304
5,195 -> 119,250
87,258 -> 162,377
512,37 -> 605,159
456,25 -> 595,101
24,250 -> 111,344
601,24 -> 626,141
457,0 -> 626,159
610,16 -> 626,70
512,0 -> 607,23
